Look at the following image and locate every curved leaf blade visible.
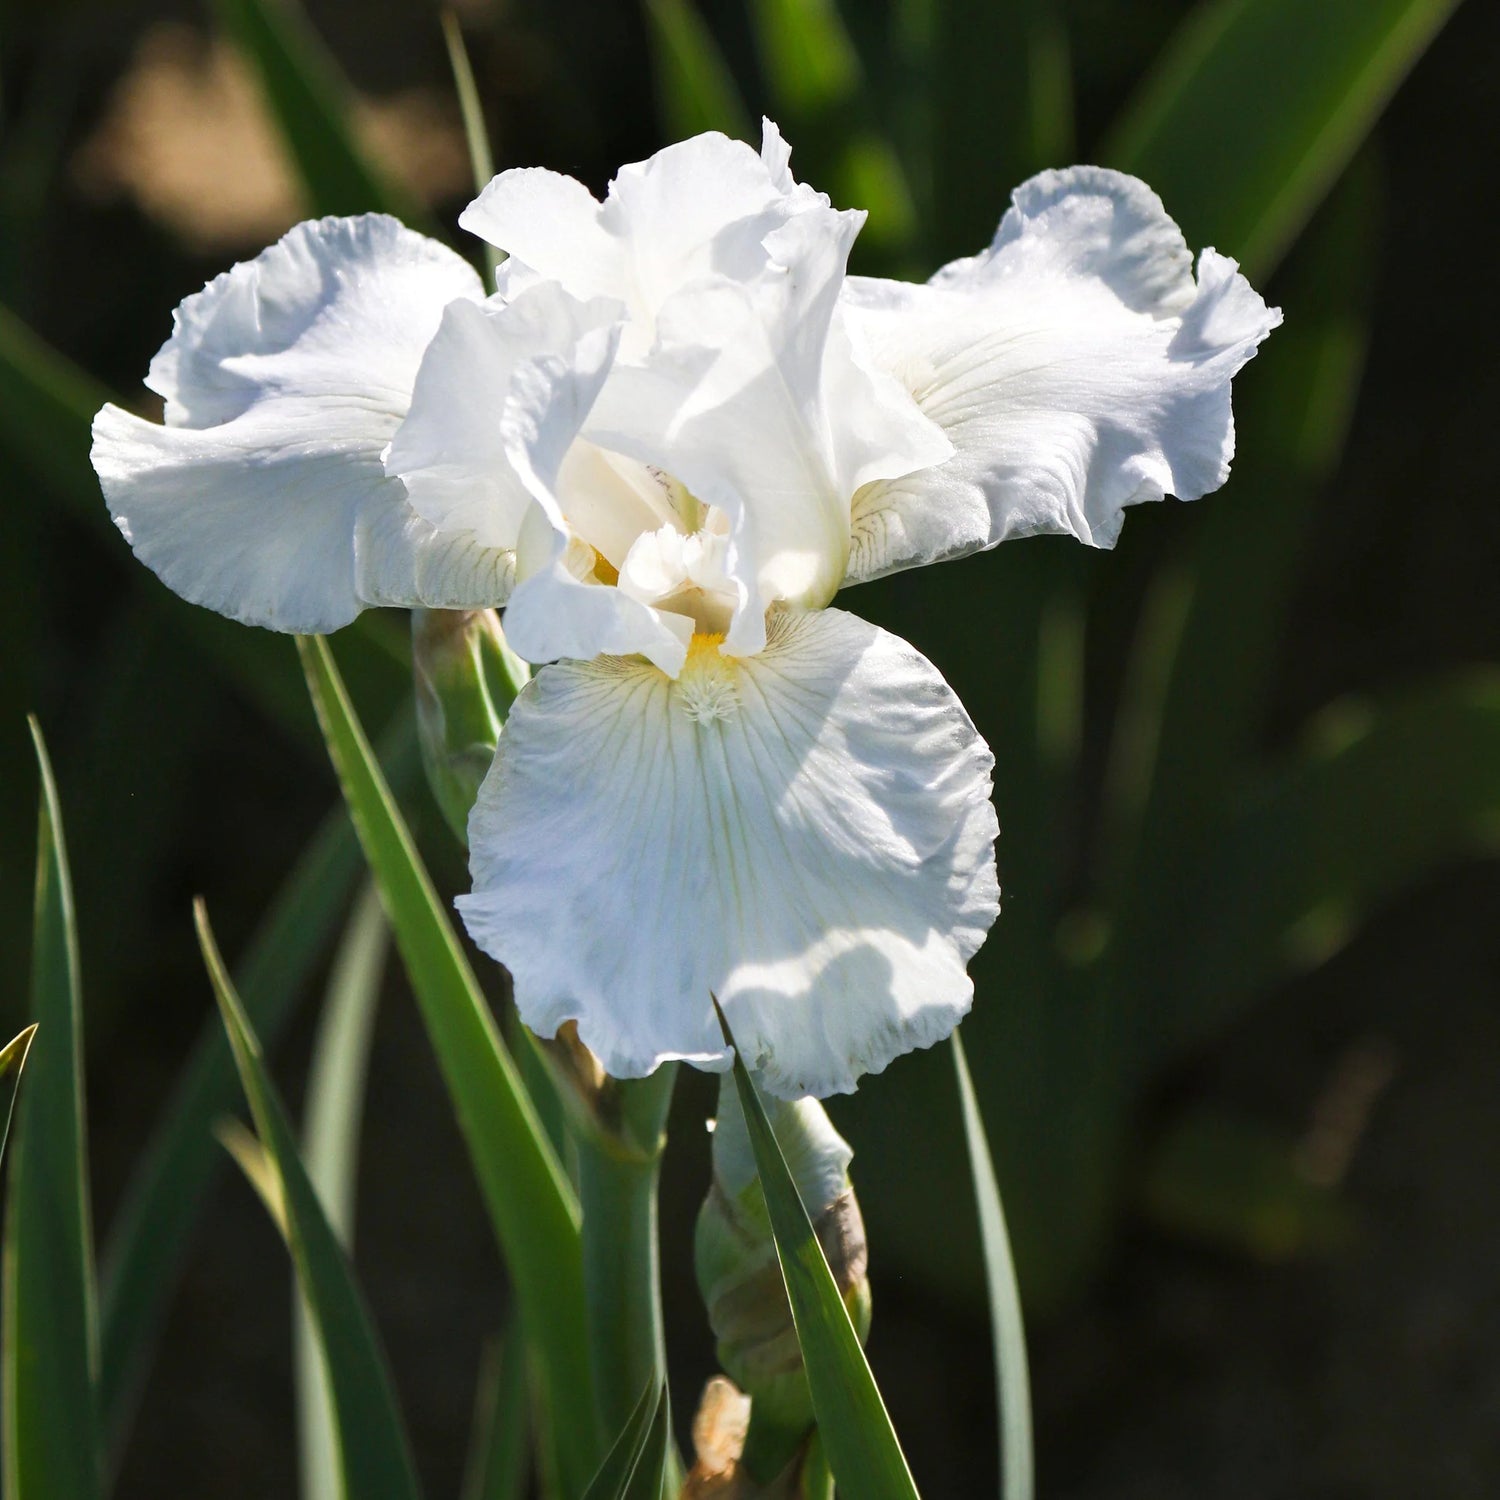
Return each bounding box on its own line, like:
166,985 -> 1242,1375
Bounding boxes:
97,715 -> 420,1457
641,0 -> 754,143
296,634 -> 597,1492
951,1031 -> 1033,1500
1101,0 -> 1458,279
297,883 -> 389,1500
714,1001 -> 920,1500
3,721 -> 100,1500
197,902 -> 423,1500
0,1028 -> 37,1173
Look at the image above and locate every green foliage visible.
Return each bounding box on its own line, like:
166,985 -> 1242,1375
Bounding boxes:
97,714 -> 421,1457
716,1003 -> 921,1500
213,0 -> 423,224
952,1032 -> 1032,1500
581,1380 -> 668,1500
3,723 -> 100,1500
1103,0 -> 1460,278
297,634 -> 599,1496
295,884 -> 390,1500
460,1322 -> 530,1500
197,901 -> 424,1500
0,1029 -> 36,1173
642,0 -> 754,143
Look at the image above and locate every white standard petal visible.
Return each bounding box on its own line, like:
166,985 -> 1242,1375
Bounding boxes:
384,283 -> 625,558
459,123 -> 828,350
840,166 -> 1282,584
458,607 -> 1000,1100
587,206 -> 948,659
90,214 -> 500,632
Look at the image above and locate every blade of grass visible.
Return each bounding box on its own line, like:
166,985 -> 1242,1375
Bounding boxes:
1100,0 -> 1457,279
297,634 -> 597,1494
98,713 -> 420,1460
714,1000 -> 921,1500
580,1380 -> 661,1500
461,1319 -> 530,1500
619,1387 -> 669,1500
745,0 -> 916,257
640,0 -> 754,142
0,1028 -> 37,1172
951,1031 -> 1033,1500
440,10 -> 503,290
213,0 -> 423,223
197,902 -> 423,1500
3,721 -> 101,1500
296,882 -> 389,1500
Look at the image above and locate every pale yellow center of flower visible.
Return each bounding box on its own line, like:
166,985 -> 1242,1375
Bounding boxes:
679,632 -> 739,724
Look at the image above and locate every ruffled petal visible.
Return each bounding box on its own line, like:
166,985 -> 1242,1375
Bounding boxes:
840,167 -> 1281,584
384,284 -> 625,559
588,208 -> 948,658
460,122 -> 827,348
91,214 -> 495,632
458,607 -> 1000,1099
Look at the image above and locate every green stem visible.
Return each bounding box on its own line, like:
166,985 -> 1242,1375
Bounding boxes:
575,1064 -> 681,1490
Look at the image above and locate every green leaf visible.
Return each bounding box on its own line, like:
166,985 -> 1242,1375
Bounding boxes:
98,714 -> 421,1458
3,720 -> 101,1500
951,1031 -> 1032,1500
440,10 -> 503,290
1101,0 -> 1458,279
641,0 -> 754,143
213,0 -> 422,223
296,634 -> 597,1494
745,0 -> 916,255
0,1028 -> 37,1173
1154,671 -> 1500,1059
580,1380 -> 662,1500
461,1321 -> 530,1500
714,1001 -> 920,1500
619,1386 -> 670,1500
929,0 -> 1073,257
196,902 -> 423,1500
296,883 -> 389,1500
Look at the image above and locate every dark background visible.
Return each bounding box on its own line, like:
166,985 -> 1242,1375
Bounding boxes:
2,0 -> 1498,1494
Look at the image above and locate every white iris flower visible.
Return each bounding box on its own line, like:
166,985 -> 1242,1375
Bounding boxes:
91,122 -> 1279,1099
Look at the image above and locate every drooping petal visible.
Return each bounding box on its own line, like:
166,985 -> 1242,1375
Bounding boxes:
460,122 -> 829,350
459,608 -> 1000,1100
91,214 -> 503,632
588,208 -> 949,658
840,167 -> 1281,584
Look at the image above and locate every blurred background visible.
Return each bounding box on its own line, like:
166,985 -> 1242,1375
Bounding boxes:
3,0 -> 1498,1494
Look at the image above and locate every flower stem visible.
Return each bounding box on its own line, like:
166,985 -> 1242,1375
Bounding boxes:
575,1063 -> 681,1489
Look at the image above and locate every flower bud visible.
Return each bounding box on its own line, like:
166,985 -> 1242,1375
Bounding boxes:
694,1077 -> 871,1467
411,608 -> 528,844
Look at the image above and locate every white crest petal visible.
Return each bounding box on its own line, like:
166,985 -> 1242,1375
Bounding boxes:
91,214 -> 497,632
458,608 -> 1000,1099
840,166 -> 1281,584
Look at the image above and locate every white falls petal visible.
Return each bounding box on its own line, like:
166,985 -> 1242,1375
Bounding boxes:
840,167 -> 1281,584
90,214 -> 504,632
459,608 -> 1000,1099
